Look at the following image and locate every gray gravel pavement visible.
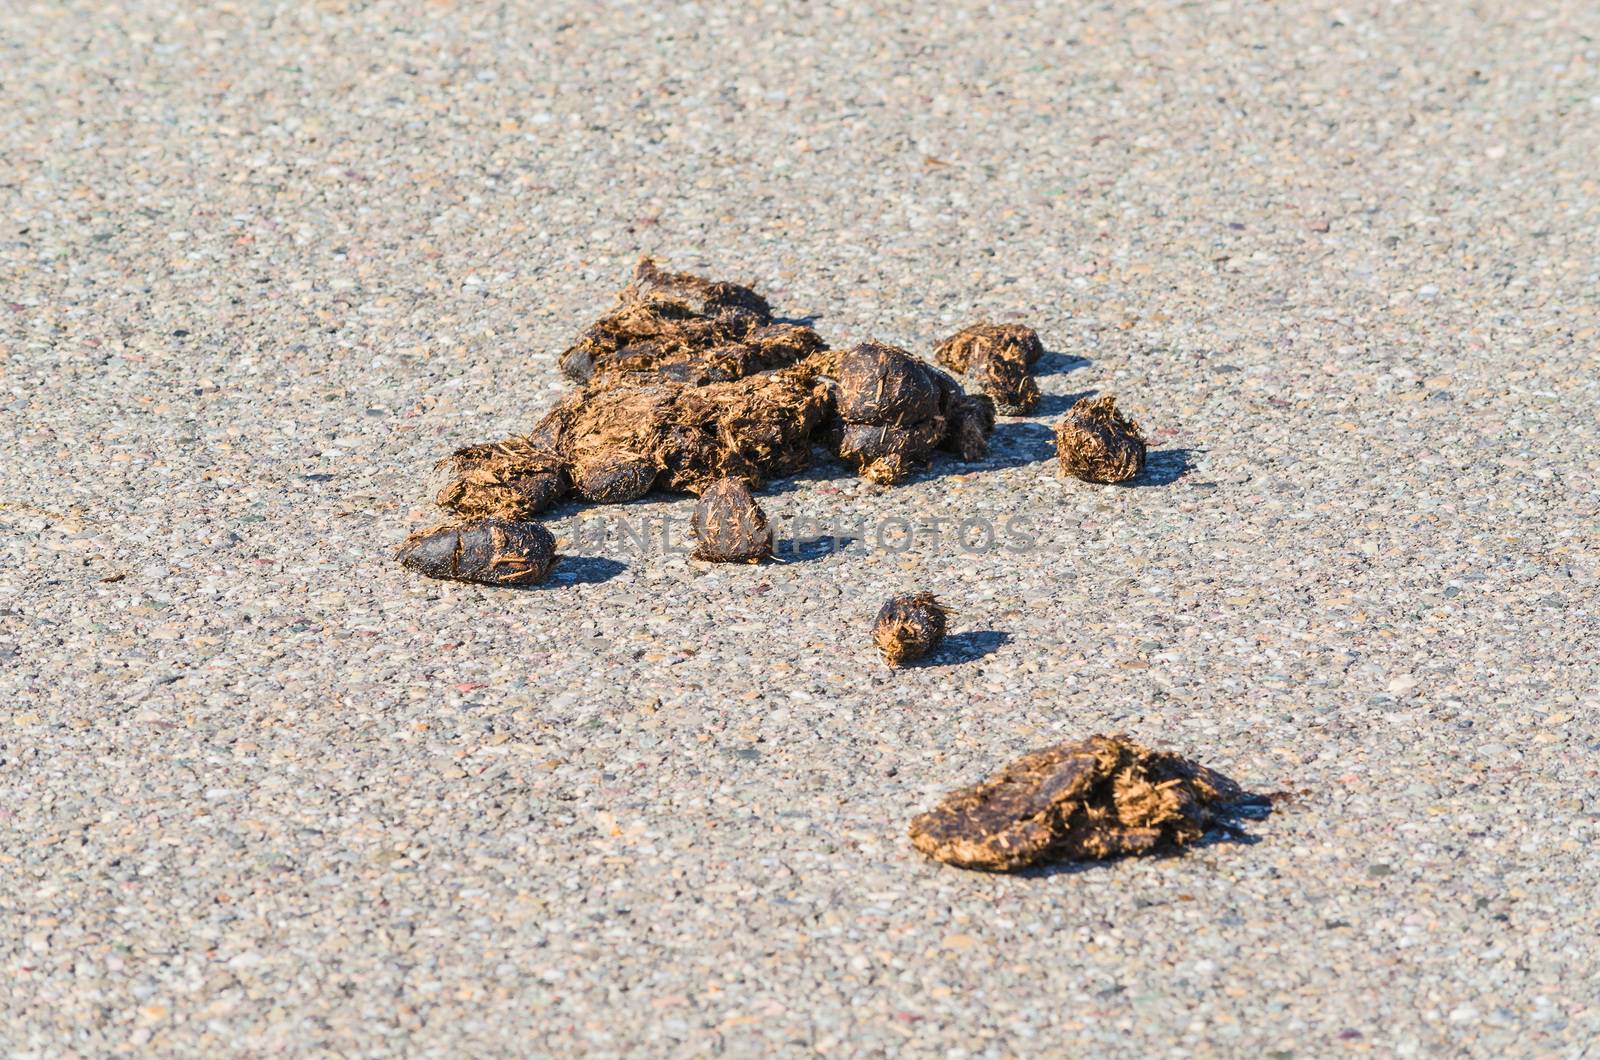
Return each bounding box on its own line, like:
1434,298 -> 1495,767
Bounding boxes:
3,1 -> 1598,1055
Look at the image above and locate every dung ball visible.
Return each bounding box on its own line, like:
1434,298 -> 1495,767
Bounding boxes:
690,478 -> 773,563
872,592 -> 949,667
1055,395 -> 1146,483
397,519 -> 557,587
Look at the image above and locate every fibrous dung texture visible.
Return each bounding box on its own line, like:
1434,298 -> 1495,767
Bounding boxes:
435,437 -> 569,520
908,735 -> 1242,871
933,322 -> 1044,415
872,592 -> 948,666
1054,394 -> 1147,483
559,258 -> 782,385
585,322 -> 825,391
531,360 -> 832,498
691,478 -> 773,563
628,256 -> 772,319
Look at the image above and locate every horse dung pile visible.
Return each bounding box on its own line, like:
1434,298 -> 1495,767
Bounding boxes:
398,259 -> 1041,585
391,261 -> 1252,874
400,258 -> 1164,590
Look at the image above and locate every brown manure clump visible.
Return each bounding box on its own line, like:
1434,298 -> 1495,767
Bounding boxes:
908,734 -> 1242,871
1054,394 -> 1146,483
691,478 -> 773,563
933,322 -> 1044,415
826,343 -> 994,484
435,437 -> 569,520
402,262 -> 1041,586
872,592 -> 948,666
943,391 -> 996,462
560,258 -> 820,388
397,519 -> 557,587
586,322 -> 826,391
628,256 -> 772,319
531,359 -> 832,498
570,451 -> 658,504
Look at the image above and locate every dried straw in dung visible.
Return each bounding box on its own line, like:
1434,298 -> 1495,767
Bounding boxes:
1054,394 -> 1146,483
532,359 -> 831,499
872,592 -> 948,666
933,322 -> 1044,415
691,478 -> 773,563
908,734 -> 1243,871
435,437 -> 569,520
585,322 -> 825,391
559,258 -> 776,385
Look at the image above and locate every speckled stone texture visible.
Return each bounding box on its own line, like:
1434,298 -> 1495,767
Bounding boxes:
2,1 -> 1598,1056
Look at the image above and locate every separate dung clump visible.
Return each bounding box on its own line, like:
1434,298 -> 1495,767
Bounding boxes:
1055,394 -> 1146,483
691,478 -> 773,563
826,342 -> 993,484
397,519 -> 558,587
943,391 -> 996,462
872,592 -> 948,666
570,450 -> 658,504
933,322 -> 1044,415
908,734 -> 1243,872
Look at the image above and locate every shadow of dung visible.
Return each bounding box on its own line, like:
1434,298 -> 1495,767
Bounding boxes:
966,422 -> 1057,471
1120,447 -> 1195,488
1029,389 -> 1098,418
551,555 -> 627,586
775,535 -> 858,562
757,457 -> 858,497
1032,350 -> 1092,378
1193,792 -> 1276,849
762,432 -> 1052,491
925,630 -> 1011,666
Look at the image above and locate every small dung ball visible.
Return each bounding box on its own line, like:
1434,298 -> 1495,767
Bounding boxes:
690,478 -> 772,563
969,348 -> 1041,415
872,592 -> 949,667
397,519 -> 557,587
940,393 -> 996,462
1054,394 -> 1147,483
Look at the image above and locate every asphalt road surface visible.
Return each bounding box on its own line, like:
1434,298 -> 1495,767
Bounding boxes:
3,1 -> 1597,1055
